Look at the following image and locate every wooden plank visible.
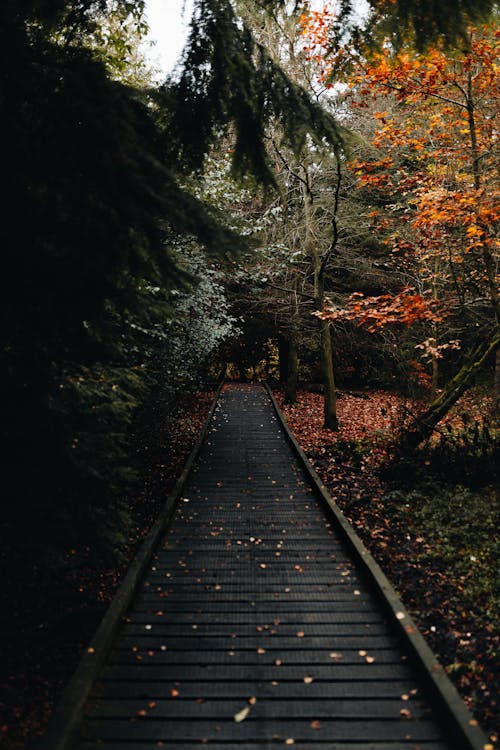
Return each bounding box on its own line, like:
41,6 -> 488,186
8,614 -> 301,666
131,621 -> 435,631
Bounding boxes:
100,663 -> 414,681
85,697 -> 431,719
142,582 -> 367,591
91,678 -> 424,700
160,539 -> 344,544
138,584 -> 369,593
114,635 -> 399,650
140,584 -> 367,593
108,649 -> 406,666
124,612 -> 385,624
165,521 -> 333,526
82,718 -> 444,742
79,742 -> 450,750
120,622 -> 390,637
158,552 -> 348,558
131,601 -> 379,613
148,561 -> 359,569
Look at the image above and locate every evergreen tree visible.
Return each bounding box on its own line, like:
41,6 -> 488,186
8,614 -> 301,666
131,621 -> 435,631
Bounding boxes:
0,0 -> 239,565
326,0 -> 497,51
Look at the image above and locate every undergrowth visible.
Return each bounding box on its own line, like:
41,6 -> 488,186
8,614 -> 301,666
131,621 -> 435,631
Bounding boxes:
386,418 -> 499,489
382,482 -> 499,643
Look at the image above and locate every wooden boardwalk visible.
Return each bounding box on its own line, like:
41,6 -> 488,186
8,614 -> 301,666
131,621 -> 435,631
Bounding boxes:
50,383 -> 485,749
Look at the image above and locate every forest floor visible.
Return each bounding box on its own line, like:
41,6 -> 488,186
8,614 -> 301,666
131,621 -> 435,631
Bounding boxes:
0,388 -> 215,750
275,386 -> 499,749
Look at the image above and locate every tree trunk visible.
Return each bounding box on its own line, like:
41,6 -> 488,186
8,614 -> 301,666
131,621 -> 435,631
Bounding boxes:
465,68 -> 500,417
399,329 -> 500,451
277,335 -> 289,383
301,162 -> 340,430
284,328 -> 299,404
466,71 -> 481,192
218,362 -> 228,382
320,318 -> 339,430
431,352 -> 439,397
494,347 -> 500,419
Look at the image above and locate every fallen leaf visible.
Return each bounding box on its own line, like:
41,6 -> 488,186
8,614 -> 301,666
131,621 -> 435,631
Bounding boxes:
234,706 -> 250,723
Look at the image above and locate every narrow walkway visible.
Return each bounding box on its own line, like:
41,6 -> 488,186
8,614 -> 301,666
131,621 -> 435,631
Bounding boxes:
80,384 -> 451,749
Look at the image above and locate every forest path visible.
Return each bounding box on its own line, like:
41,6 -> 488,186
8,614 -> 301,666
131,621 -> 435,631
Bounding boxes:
78,383 -> 455,749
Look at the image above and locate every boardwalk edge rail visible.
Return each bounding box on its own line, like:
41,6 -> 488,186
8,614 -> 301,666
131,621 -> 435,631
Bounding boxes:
265,383 -> 489,750
36,383 -> 224,750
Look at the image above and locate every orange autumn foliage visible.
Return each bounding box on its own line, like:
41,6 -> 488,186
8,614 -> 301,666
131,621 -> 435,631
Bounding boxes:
300,13 -> 499,332
318,288 -> 445,332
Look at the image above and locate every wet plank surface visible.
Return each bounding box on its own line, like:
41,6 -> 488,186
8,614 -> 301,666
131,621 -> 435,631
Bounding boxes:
80,383 -> 451,749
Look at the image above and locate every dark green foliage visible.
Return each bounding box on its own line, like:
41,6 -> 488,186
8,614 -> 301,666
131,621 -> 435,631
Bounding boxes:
221,318 -> 275,378
388,420 -> 498,489
382,415 -> 499,489
254,0 -> 497,49
427,419 -> 499,487
381,482 -> 499,628
331,0 -> 497,51
3,0 -> 144,32
168,0 -> 345,186
23,365 -> 144,564
372,0 -> 497,50
0,1 -> 239,566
